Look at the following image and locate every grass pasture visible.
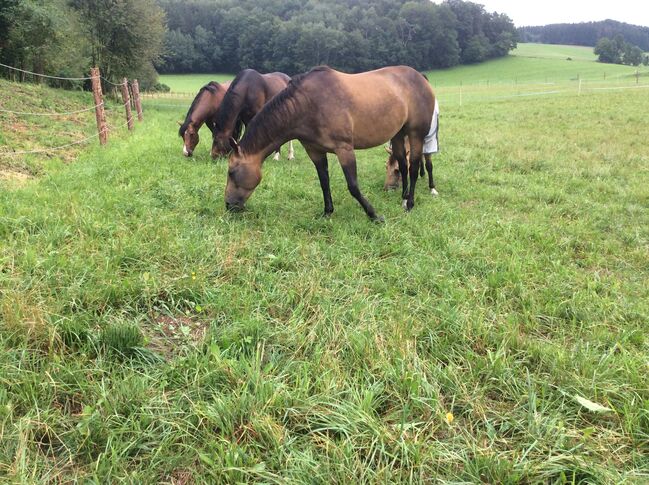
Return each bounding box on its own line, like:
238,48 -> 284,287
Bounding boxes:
1,49 -> 649,482
158,73 -> 235,93
159,43 -> 649,94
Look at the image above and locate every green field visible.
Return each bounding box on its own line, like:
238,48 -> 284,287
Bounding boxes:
513,43 -> 598,61
1,52 -> 649,482
159,43 -> 649,93
158,73 -> 235,93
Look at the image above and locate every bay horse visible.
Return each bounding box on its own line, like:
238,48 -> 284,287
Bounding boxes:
178,81 -> 239,157
211,69 -> 294,161
224,66 -> 437,222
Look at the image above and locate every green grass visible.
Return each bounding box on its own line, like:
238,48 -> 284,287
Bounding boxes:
159,43 -> 649,94
1,65 -> 649,482
426,44 -> 648,87
158,73 -> 234,93
513,43 -> 598,62
0,78 -> 131,180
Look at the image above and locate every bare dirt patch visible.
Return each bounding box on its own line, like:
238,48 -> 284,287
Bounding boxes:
145,313 -> 210,359
0,167 -> 33,184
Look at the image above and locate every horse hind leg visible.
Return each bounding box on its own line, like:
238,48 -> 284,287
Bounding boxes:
405,136 -> 424,211
425,153 -> 438,196
288,140 -> 295,160
389,136 -> 408,207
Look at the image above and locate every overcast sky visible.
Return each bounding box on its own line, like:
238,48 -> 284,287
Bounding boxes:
456,0 -> 649,28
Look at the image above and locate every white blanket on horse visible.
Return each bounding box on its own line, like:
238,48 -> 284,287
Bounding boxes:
423,98 -> 439,154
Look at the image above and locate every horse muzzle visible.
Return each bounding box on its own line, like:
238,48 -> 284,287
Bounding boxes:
225,200 -> 245,212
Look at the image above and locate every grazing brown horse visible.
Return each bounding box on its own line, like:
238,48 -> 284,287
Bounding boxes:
178,81 -> 236,157
225,65 -> 436,222
384,140 -> 438,195
211,69 -> 294,161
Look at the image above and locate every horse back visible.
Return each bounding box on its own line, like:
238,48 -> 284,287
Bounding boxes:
312,66 -> 435,148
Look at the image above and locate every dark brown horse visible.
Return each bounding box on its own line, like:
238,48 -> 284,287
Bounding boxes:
211,69 -> 294,160
178,81 -> 237,157
225,66 -> 437,222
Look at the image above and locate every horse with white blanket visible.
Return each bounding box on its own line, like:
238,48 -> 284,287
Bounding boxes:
384,99 -> 440,197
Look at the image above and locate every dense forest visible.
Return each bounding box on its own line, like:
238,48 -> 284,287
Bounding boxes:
157,0 -> 518,75
518,20 -> 649,51
0,0 -> 517,88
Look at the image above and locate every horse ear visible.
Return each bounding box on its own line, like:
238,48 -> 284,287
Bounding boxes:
229,137 -> 240,154
177,121 -> 183,126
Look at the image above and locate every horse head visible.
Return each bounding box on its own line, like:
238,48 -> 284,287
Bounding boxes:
224,138 -> 262,211
178,121 -> 199,157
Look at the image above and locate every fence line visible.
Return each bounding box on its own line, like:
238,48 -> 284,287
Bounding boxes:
0,97 -> 130,118
0,102 -> 104,117
434,77 -> 649,106
0,62 -> 93,81
0,118 -> 134,157
586,84 -> 649,91
1,65 -> 143,155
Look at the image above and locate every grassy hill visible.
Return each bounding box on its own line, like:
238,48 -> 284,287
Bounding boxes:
1,59 -> 648,481
425,43 -> 648,87
159,43 -> 649,94
0,79 -> 128,183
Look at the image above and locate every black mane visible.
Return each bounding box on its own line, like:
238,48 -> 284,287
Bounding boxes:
242,66 -> 331,153
179,81 -> 221,136
213,69 -> 255,130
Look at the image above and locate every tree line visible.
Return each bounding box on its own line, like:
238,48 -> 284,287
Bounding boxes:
157,0 -> 517,75
518,20 -> 649,51
0,0 -> 165,89
0,0 -> 517,90
594,35 -> 648,66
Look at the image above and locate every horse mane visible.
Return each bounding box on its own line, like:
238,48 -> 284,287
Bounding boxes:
214,70 -> 257,130
179,81 -> 221,136
242,66 -> 331,153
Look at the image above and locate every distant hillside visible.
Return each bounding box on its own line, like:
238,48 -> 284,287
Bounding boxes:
518,20 -> 649,51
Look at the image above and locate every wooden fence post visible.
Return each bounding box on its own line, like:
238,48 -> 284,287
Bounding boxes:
121,77 -> 134,130
90,67 -> 108,145
132,79 -> 143,121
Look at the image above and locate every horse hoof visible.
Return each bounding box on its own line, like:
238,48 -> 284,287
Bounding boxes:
431,188 -> 439,196
402,199 -> 408,210
372,215 -> 385,224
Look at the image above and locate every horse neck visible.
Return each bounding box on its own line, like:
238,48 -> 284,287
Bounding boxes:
217,86 -> 246,134
240,96 -> 301,161
191,92 -> 220,128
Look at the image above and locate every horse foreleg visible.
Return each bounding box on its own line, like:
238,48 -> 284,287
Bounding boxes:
336,148 -> 383,223
305,146 -> 333,216
425,153 -> 438,196
288,140 -> 295,160
273,147 -> 280,161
